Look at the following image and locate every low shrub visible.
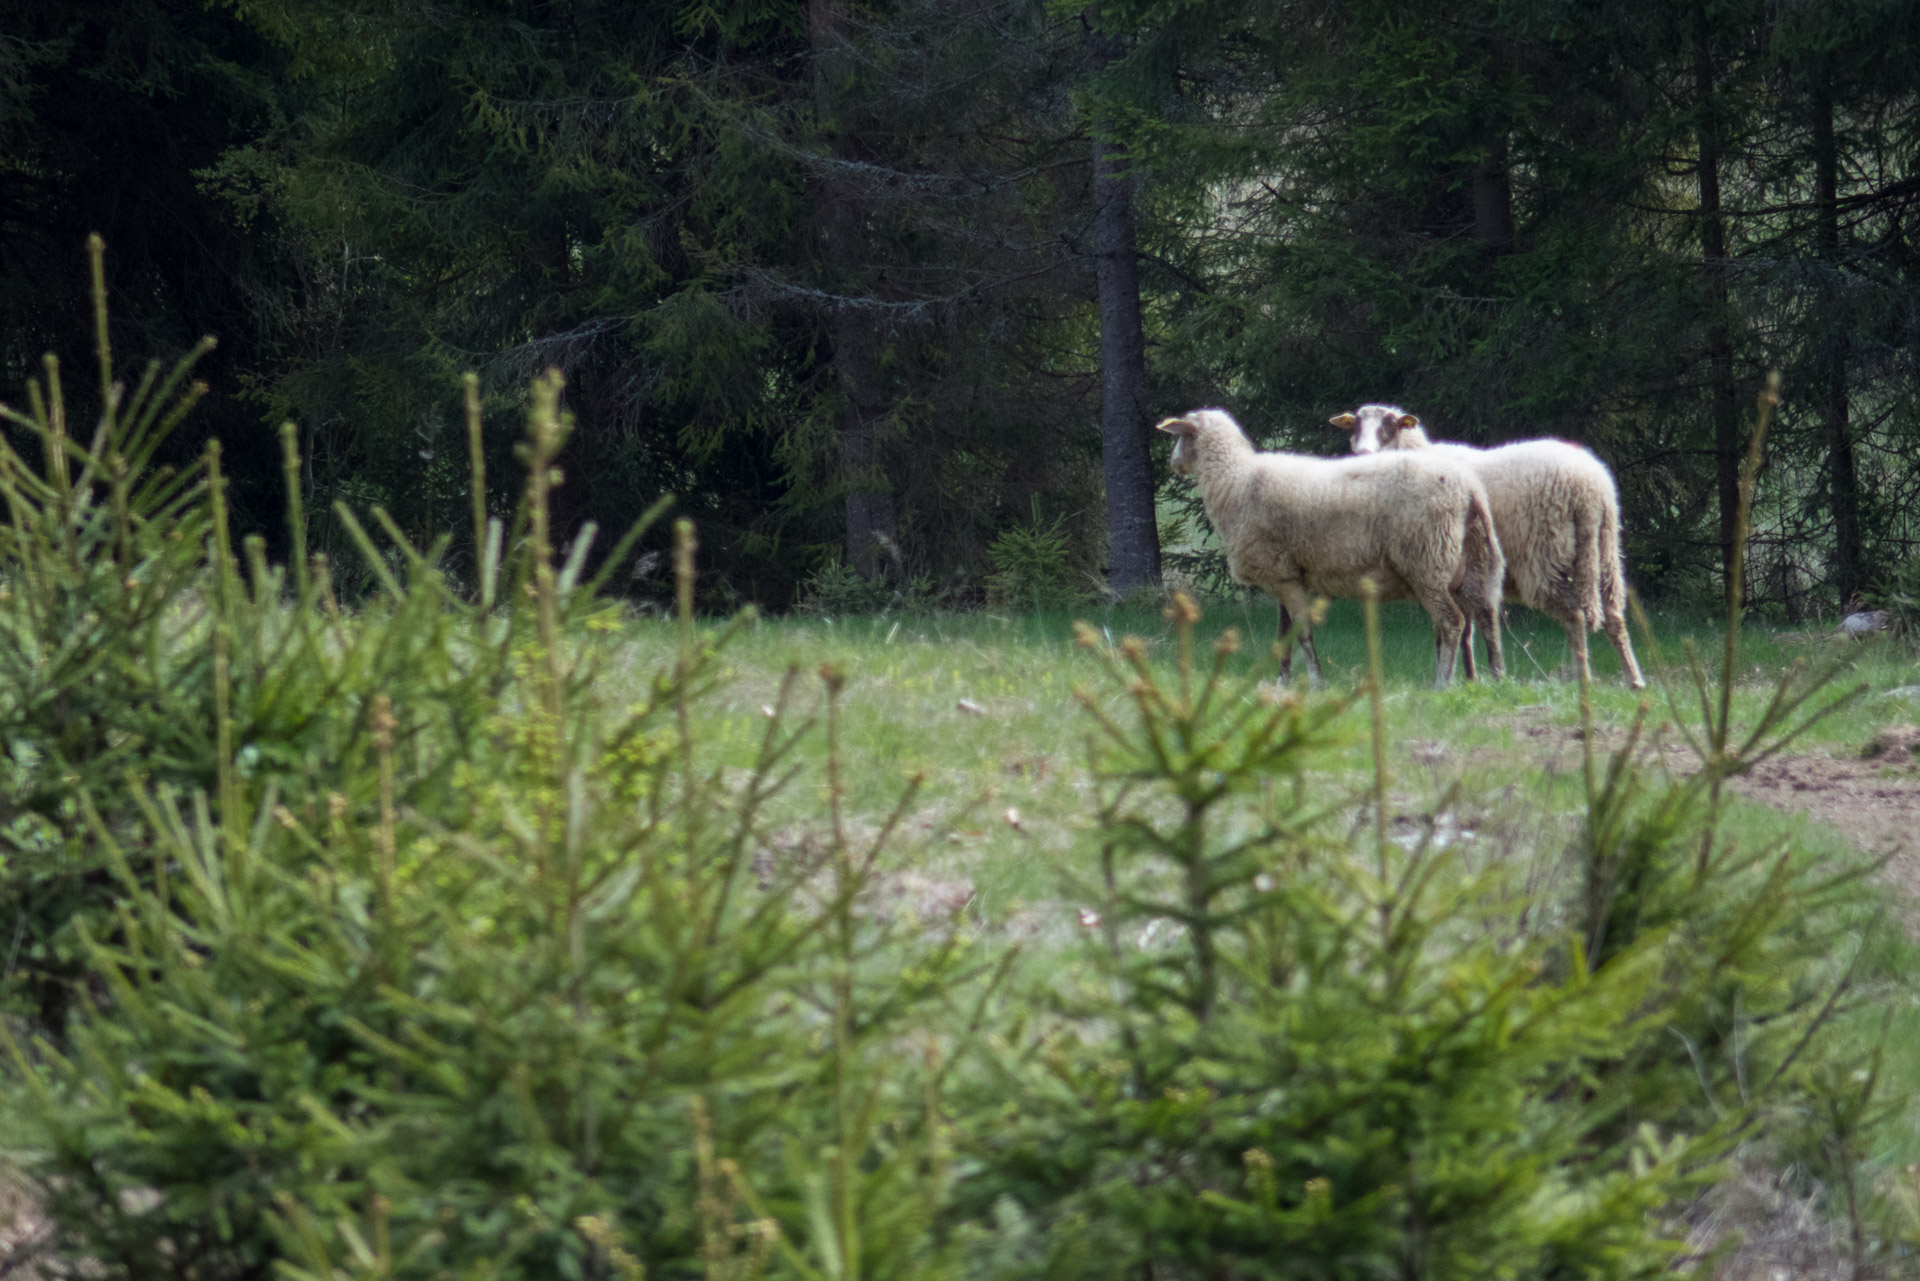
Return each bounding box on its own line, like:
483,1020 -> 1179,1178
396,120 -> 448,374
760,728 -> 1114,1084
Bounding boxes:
794,560 -> 943,617
951,567 -> 1879,1278
3,314 -> 987,1279
985,499 -> 1086,611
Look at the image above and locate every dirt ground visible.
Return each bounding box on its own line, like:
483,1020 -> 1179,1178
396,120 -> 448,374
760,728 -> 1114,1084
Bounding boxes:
1729,726 -> 1920,900
1496,711 -> 1920,881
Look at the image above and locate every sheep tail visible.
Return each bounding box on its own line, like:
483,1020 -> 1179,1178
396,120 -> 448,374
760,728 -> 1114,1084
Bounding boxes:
1464,490 -> 1504,611
1573,499 -> 1604,633
1596,495 -> 1627,627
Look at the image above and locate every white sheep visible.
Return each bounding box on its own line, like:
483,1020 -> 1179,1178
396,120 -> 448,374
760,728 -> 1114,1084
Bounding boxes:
1157,408 -> 1505,688
1333,404 -> 1645,689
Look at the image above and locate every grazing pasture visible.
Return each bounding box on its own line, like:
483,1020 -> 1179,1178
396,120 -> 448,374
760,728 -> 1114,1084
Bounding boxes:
630,599 -> 1920,973
619,596 -> 1920,1239
648,597 -> 1920,867
4,302 -> 1920,1277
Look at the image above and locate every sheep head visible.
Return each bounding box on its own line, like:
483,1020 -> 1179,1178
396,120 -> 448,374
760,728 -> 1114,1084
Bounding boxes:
1335,404 -> 1420,454
1155,412 -> 1203,475
1157,409 -> 1249,475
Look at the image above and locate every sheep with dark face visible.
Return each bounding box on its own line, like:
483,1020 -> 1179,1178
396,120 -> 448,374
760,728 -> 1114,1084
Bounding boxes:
1333,403 -> 1645,689
1158,408 -> 1505,687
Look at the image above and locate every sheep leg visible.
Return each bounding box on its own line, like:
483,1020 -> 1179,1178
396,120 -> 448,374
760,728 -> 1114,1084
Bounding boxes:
1563,617 -> 1593,686
1450,580 -> 1504,682
1604,611 -> 1646,689
1275,584 -> 1323,688
1299,631 -> 1324,688
1596,502 -> 1645,688
1413,585 -> 1465,689
1451,597 -> 1506,680
1477,605 -> 1506,681
1275,601 -> 1295,681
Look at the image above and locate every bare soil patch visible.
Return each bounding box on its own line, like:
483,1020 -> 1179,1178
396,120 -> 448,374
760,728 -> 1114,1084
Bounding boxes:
1730,744 -> 1920,917
1732,749 -> 1920,863
1484,712 -> 1920,862
1456,714 -> 1920,917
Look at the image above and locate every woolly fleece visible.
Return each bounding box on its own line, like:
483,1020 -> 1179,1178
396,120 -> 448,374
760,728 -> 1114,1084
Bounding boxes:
1160,408 -> 1504,687
1336,403 -> 1645,688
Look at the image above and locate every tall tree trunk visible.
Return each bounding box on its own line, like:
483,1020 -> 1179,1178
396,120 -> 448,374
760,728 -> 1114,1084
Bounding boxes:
810,0 -> 898,581
1472,135 -> 1514,257
1812,75 -> 1861,607
1087,18 -> 1160,595
834,310 -> 898,580
1693,17 -> 1741,606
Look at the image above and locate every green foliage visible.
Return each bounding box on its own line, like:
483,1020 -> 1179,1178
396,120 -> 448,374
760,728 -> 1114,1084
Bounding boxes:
941,396 -> 1890,1276
0,288 -> 987,1279
0,0 -> 295,539
794,561 -> 944,617
10,0 -> 1920,611
956,603 -> 1670,1277
0,242 -> 224,1033
0,291 -> 1906,1278
1878,555 -> 1920,635
1570,385 -> 1879,1156
7,588 -> 977,1279
984,501 -> 1085,612
190,0 -> 1106,604
0,243 -> 558,1038
1094,0 -> 1920,612
954,573 -> 1882,1276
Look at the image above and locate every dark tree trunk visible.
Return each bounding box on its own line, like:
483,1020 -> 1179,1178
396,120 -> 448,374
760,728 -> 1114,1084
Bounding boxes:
833,309 -> 898,580
1693,18 -> 1741,606
1812,75 -> 1861,607
810,0 -> 898,580
1087,18 -> 1160,596
1472,136 -> 1514,257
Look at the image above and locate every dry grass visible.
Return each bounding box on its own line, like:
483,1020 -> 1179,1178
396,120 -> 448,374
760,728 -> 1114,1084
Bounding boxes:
0,1170 -> 49,1280
1684,1159 -> 1858,1280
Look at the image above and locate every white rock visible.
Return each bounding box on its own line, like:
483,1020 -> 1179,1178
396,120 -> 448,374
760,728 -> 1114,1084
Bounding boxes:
1840,609 -> 1892,636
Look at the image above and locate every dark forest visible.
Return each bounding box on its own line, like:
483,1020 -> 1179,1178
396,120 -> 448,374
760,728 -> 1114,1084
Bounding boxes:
4,0 -> 1918,616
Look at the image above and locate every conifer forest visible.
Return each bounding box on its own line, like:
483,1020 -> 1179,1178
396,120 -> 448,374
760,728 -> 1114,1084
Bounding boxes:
5,0 -> 1920,612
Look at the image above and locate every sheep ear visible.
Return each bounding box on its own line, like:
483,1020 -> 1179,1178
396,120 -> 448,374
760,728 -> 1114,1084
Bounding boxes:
1330,413 -> 1357,429
1397,413 -> 1420,430
1155,416 -> 1197,436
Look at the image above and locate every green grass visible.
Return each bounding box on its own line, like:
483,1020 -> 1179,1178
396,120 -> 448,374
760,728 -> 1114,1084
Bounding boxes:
625,594 -> 1920,769
610,595 -> 1919,934
616,596 -> 1920,1165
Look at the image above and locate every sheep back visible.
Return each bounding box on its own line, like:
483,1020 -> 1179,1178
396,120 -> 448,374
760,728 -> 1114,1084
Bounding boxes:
1218,451 -> 1493,604
1454,440 -> 1617,626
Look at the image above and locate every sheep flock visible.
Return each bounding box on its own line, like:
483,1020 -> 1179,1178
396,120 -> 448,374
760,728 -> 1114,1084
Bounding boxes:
1158,403 -> 1646,690
1156,408 -> 1505,688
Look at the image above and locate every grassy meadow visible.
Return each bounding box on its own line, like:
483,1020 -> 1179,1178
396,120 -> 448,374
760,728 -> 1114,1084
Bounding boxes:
9,302 -> 1920,1274
626,595 -> 1920,911
637,593 -> 1920,1173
